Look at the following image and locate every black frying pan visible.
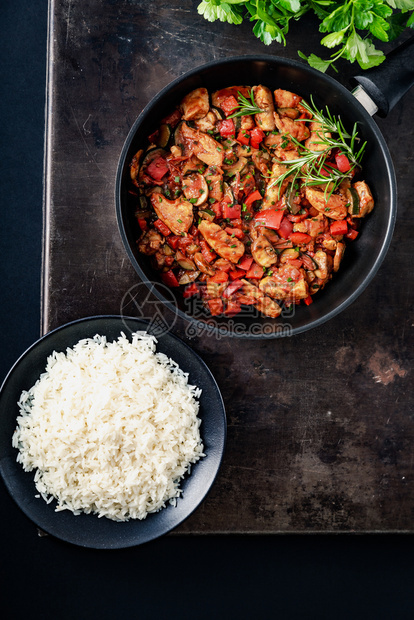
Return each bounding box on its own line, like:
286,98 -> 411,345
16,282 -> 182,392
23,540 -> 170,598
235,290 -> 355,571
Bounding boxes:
116,39 -> 414,338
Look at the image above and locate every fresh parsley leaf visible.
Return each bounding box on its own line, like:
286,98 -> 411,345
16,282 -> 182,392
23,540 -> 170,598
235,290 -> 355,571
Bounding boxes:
387,11 -> 410,40
369,15 -> 391,41
278,0 -> 302,11
197,0 -> 414,72
197,1 -> 243,24
387,0 -> 414,8
298,51 -> 331,72
320,3 -> 353,32
320,30 -> 345,47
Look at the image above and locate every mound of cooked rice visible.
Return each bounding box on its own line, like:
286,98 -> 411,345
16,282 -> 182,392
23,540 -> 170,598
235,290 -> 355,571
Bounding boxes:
12,331 -> 204,521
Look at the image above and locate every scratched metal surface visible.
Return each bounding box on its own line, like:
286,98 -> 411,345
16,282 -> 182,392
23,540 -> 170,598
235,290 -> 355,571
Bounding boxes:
43,0 -> 414,532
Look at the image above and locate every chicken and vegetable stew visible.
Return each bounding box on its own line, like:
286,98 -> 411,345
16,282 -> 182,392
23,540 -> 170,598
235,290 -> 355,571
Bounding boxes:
129,84 -> 374,318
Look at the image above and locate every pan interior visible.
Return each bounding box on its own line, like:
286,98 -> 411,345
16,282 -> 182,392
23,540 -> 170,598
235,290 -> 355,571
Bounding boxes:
116,57 -> 396,338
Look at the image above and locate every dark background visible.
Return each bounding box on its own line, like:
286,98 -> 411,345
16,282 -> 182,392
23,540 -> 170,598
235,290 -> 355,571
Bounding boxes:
1,2 -> 414,618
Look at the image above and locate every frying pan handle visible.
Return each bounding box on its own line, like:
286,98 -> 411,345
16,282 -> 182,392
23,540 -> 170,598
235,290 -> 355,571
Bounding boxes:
351,35 -> 414,117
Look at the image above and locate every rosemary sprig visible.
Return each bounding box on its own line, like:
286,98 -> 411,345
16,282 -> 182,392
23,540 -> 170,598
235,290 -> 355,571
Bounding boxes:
269,98 -> 366,198
227,89 -> 264,119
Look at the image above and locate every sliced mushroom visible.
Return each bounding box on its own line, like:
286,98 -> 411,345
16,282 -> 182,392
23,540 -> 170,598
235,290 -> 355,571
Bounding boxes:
182,173 -> 208,206
204,166 -> 224,202
194,110 -> 219,133
333,242 -> 345,272
130,149 -> 143,186
251,235 -> 278,268
193,252 -> 216,276
313,250 -> 331,280
178,270 -> 200,286
222,156 -> 248,177
175,250 -> 196,271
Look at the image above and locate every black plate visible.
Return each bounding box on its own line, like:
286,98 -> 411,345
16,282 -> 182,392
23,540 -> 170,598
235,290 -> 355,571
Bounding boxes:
116,55 -> 396,339
0,316 -> 226,549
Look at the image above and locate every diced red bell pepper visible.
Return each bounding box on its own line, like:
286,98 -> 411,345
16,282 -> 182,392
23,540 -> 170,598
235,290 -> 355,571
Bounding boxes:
238,255 -> 253,271
154,218 -> 171,236
221,95 -> 239,117
346,228 -> 359,240
246,262 -> 264,279
254,208 -> 284,230
330,220 -> 348,236
304,295 -> 313,306
223,280 -> 244,298
217,119 -> 235,138
335,152 -> 352,173
161,270 -> 179,288
183,282 -> 199,298
236,130 -> 250,146
146,156 -> 169,181
161,108 -> 182,128
222,203 -> 241,219
209,270 -> 229,284
229,268 -> 245,281
167,235 -> 181,250
207,298 -> 224,316
211,202 -> 222,219
289,232 -> 312,245
225,227 -> 244,240
200,239 -> 216,263
288,209 -> 308,223
224,299 -> 242,315
147,129 -> 159,144
230,216 -> 242,227
250,127 -> 265,148
137,218 -> 148,231
278,217 -> 294,239
245,189 -> 262,207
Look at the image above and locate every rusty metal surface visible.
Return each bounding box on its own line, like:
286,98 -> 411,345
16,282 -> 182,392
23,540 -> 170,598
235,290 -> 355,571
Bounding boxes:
43,0 -> 414,532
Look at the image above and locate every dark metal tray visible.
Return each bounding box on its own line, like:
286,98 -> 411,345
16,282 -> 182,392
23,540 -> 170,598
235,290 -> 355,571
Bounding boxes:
43,0 -> 414,533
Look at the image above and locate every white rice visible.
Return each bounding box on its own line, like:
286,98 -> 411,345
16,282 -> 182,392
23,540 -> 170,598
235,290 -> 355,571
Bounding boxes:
12,331 -> 204,521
